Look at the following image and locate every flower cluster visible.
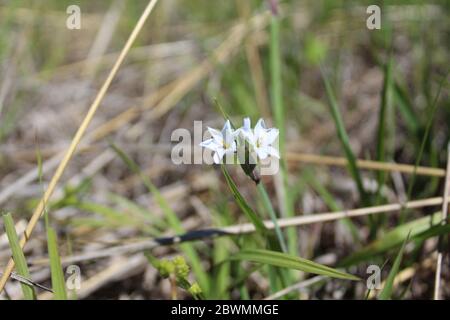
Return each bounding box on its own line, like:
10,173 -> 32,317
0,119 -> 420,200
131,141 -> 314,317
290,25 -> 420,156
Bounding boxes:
199,118 -> 279,164
156,255 -> 203,298
158,256 -> 190,280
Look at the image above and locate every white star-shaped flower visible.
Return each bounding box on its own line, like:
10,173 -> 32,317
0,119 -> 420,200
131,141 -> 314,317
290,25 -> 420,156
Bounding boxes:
239,118 -> 280,160
199,120 -> 239,164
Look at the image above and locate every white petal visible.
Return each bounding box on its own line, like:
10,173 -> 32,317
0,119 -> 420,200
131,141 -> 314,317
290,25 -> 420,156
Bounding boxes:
221,120 -> 232,135
223,129 -> 235,146
212,148 -> 226,164
213,152 -> 221,164
231,127 -> 241,139
216,147 -> 225,159
256,147 -> 268,160
223,148 -> 235,158
254,118 -> 266,137
239,126 -> 251,137
247,137 -> 257,148
230,140 -> 237,152
237,118 -> 251,143
207,127 -> 223,144
240,130 -> 255,146
199,138 -> 219,151
243,117 -> 251,131
265,128 -> 279,144
267,146 -> 280,158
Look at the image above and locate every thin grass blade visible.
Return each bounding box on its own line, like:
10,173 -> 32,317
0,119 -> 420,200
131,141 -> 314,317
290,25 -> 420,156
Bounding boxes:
378,234 -> 409,300
47,226 -> 67,300
221,165 -> 267,235
321,67 -> 369,206
229,249 -> 359,281
3,213 -> 36,299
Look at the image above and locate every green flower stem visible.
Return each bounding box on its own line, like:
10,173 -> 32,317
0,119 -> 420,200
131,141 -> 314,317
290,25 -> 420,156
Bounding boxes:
257,182 -> 288,253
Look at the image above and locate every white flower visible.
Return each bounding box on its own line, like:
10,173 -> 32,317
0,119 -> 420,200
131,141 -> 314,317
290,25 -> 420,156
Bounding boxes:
199,120 -> 239,164
239,118 -> 280,160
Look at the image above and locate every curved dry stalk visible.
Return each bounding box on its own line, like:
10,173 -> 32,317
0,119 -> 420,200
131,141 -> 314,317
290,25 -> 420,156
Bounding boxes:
286,152 -> 446,177
0,0 -> 160,293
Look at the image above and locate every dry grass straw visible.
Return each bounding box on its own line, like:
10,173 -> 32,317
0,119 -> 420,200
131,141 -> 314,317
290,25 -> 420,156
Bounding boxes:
433,145 -> 450,299
286,152 -> 446,177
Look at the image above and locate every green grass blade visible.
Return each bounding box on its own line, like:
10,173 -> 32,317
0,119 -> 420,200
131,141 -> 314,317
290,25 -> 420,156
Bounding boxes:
229,249 -> 359,281
3,212 -> 36,300
72,201 -> 160,235
36,142 -> 67,299
47,226 -> 67,300
372,56 -> 395,235
211,238 -> 230,299
76,202 -> 132,224
109,193 -> 166,229
257,183 -> 288,253
378,234 -> 409,300
321,67 -> 369,206
221,165 -> 267,235
393,81 -> 419,135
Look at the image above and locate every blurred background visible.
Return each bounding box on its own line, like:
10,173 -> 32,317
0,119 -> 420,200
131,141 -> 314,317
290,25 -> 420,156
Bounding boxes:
0,0 -> 449,299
